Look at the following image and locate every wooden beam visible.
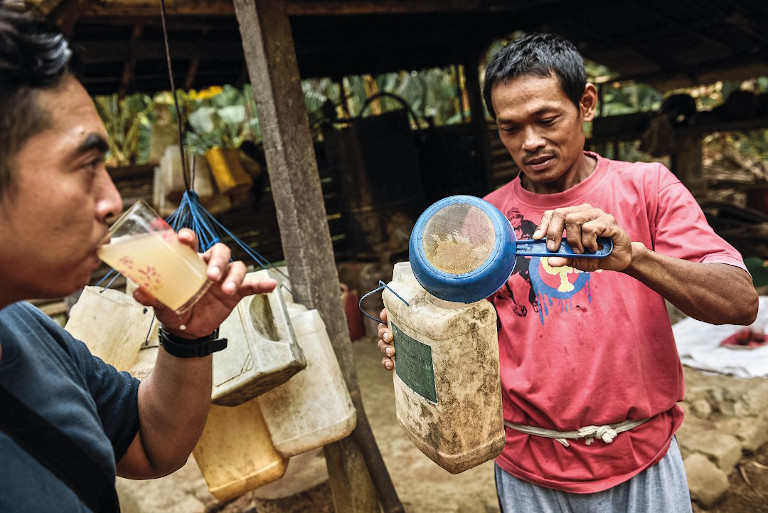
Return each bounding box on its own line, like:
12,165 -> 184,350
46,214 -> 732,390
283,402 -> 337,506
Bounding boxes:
118,24 -> 142,99
75,38 -> 243,64
463,50 -> 493,194
47,0 -> 82,36
24,0 -> 65,16
181,28 -> 207,90
232,1 -> 403,512
69,0 -> 232,17
183,57 -> 199,90
285,0 -> 489,15
71,0 -> 526,18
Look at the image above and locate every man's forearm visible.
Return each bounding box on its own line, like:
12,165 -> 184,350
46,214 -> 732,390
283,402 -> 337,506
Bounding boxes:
624,242 -> 758,325
123,350 -> 212,478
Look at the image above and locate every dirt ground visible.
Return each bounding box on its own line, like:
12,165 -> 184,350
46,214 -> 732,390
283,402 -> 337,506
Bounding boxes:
692,443 -> 768,513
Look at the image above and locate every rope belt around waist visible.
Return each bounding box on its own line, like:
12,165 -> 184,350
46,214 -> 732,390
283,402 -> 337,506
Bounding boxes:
504,418 -> 650,448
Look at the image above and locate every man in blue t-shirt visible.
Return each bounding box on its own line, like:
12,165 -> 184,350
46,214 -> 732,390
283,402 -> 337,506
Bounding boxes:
0,8 -> 277,511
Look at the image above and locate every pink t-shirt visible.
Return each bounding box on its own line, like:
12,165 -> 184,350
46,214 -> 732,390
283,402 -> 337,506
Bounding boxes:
484,152 -> 746,493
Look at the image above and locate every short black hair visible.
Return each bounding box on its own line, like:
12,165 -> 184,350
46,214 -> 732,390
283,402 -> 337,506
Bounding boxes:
482,33 -> 586,119
0,6 -> 73,199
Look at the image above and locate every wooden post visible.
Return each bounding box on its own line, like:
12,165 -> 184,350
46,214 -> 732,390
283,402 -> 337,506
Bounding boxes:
232,1 -> 403,512
463,50 -> 493,194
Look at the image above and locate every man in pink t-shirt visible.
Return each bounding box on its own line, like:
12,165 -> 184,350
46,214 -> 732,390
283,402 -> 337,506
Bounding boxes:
378,33 -> 759,512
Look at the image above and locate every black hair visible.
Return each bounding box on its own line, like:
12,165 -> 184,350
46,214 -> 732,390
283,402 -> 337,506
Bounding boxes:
0,6 -> 73,199
482,33 -> 586,119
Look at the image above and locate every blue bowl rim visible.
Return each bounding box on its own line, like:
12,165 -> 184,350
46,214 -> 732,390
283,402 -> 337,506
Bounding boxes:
409,195 -> 517,302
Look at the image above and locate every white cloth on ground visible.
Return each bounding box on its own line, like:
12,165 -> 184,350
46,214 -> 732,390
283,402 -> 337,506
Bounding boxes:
674,296 -> 768,378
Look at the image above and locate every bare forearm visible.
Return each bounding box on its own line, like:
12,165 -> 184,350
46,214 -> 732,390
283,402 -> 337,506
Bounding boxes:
125,350 -> 212,478
624,242 -> 758,325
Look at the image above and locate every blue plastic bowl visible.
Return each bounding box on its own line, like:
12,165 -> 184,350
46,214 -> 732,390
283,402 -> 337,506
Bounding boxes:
409,195 -> 613,303
409,196 -> 518,303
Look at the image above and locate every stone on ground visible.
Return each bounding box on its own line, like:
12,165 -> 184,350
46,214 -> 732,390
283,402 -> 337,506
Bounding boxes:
684,453 -> 729,508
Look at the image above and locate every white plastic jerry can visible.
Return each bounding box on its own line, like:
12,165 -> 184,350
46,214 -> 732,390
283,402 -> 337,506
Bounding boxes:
192,400 -> 288,502
382,262 -> 505,474
65,286 -> 155,372
127,318 -> 160,380
257,302 -> 356,457
211,270 -> 306,406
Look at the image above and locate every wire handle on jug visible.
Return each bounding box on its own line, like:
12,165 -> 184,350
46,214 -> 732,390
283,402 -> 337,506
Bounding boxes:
359,280 -> 409,325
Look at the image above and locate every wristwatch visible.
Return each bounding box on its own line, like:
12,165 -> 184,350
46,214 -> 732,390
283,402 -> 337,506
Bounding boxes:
158,327 -> 228,358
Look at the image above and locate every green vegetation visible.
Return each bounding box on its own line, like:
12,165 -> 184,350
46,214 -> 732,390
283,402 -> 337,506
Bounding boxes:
94,64 -> 469,167
92,93 -> 153,168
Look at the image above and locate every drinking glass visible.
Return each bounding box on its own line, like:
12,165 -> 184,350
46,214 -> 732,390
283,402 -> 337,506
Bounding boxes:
98,200 -> 211,314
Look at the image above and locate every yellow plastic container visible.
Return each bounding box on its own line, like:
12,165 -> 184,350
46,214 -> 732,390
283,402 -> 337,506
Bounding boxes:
193,400 -> 287,502
382,262 -> 505,474
205,146 -> 253,195
212,270 -> 306,406
257,303 -> 356,457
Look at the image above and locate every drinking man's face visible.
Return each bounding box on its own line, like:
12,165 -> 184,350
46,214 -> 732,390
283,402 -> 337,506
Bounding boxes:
0,75 -> 122,304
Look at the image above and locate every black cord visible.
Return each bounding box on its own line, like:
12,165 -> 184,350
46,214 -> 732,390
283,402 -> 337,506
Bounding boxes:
159,0 -> 190,192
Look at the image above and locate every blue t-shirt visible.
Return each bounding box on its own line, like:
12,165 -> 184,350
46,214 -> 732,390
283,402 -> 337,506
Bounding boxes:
0,302 -> 140,512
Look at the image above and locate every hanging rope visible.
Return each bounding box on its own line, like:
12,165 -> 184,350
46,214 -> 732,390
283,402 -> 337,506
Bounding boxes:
358,280 -> 409,324
159,0 -> 190,192
166,191 -> 291,286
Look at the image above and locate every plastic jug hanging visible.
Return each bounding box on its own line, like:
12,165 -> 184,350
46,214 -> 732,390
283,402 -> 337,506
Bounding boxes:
257,301 -> 356,457
381,261 -> 505,474
65,286 -> 155,372
211,269 -> 306,406
192,400 -> 288,502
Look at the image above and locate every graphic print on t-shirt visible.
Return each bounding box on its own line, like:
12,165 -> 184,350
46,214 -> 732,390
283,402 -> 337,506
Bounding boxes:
492,208 -> 597,326
528,256 -> 598,325
492,207 -> 539,318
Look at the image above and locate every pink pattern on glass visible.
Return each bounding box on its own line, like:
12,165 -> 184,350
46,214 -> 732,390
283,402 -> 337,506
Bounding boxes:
119,255 -> 134,270
149,217 -> 172,233
137,265 -> 163,292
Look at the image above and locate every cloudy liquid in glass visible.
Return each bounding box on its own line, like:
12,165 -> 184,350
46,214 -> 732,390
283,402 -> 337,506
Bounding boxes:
98,231 -> 209,312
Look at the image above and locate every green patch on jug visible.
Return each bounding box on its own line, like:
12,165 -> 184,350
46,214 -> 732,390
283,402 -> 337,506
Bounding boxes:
391,322 -> 438,404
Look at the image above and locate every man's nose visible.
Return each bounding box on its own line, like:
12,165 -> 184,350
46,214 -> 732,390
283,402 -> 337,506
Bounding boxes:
521,126 -> 545,152
96,167 -> 123,222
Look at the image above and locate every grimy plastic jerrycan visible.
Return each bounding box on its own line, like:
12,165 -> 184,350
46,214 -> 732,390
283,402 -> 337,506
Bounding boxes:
211,269 -> 306,406
192,400 -> 287,502
257,301 -> 356,457
382,261 -> 505,474
65,286 -> 155,372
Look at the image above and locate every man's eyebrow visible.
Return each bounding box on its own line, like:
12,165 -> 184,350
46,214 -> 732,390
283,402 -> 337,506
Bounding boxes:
76,133 -> 109,154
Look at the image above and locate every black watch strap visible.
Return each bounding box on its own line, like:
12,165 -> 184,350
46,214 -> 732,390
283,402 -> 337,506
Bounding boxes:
158,327 -> 227,358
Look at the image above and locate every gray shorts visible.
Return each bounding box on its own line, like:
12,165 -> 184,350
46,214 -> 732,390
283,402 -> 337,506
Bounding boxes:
495,437 -> 692,513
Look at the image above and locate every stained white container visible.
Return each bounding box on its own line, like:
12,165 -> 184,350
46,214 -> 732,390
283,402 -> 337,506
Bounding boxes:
382,262 -> 505,474
160,145 -> 214,203
126,317 -> 160,382
65,286 -> 155,372
128,344 -> 158,380
192,400 -> 287,502
212,270 -> 306,406
257,303 -> 356,457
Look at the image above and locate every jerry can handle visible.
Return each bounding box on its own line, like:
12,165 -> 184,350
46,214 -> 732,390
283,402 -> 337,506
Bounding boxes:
359,280 -> 409,325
